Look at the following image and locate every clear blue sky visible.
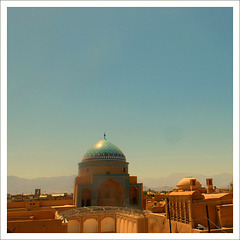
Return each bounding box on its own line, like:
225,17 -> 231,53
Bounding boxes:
7,7 -> 233,179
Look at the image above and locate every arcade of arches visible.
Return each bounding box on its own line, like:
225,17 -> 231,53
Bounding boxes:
67,214 -> 143,233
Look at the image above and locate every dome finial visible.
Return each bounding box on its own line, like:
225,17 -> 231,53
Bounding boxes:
104,132 -> 106,140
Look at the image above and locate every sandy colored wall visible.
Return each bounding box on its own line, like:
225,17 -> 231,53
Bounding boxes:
147,213 -> 192,233
154,195 -> 165,201
75,176 -> 92,185
136,217 -> 147,233
129,176 -> 137,184
25,200 -> 40,208
8,210 -> 55,220
192,200 -> 222,229
8,199 -> 73,209
217,204 -> 233,228
143,197 -> 154,210
7,202 -> 25,208
7,219 -> 65,233
39,199 -> 73,207
151,206 -> 165,213
192,198 -> 232,229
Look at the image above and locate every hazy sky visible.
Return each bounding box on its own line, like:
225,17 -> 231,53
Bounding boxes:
7,7 -> 233,179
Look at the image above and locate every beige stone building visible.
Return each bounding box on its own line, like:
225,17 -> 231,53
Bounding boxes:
7,176 -> 233,233
74,137 -> 143,209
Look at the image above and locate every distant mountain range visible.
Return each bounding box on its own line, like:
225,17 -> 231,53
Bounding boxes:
7,172 -> 233,194
139,172 -> 233,191
7,175 -> 76,195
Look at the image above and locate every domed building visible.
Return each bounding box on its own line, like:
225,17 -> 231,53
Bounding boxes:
173,176 -> 213,193
73,137 -> 143,209
176,177 -> 202,191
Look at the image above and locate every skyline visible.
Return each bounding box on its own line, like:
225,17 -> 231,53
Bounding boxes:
7,7 -> 233,179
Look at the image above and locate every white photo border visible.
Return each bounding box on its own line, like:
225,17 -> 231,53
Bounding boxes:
1,1 -> 239,240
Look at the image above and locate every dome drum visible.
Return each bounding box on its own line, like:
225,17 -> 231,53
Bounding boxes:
79,160 -> 129,168
82,155 -> 126,161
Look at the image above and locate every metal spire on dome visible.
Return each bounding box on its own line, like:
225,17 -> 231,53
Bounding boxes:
104,132 -> 106,140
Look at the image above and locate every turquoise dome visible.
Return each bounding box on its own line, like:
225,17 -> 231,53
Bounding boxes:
82,139 -> 126,161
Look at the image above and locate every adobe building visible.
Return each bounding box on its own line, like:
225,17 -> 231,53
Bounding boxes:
7,197 -> 74,233
162,177 -> 233,233
73,137 -> 143,209
7,176 -> 233,233
59,175 -> 233,234
170,176 -> 215,194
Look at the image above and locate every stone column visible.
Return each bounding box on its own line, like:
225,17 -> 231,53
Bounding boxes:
183,199 -> 186,223
170,198 -> 174,220
188,197 -> 194,229
179,198 -> 182,222
169,198 -> 172,220
80,218 -> 84,233
183,198 -> 188,223
98,217 -> 102,233
174,198 -> 178,221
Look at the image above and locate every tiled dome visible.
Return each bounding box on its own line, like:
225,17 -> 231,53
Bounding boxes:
82,139 -> 126,161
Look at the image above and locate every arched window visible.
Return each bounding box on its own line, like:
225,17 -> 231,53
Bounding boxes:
129,186 -> 139,206
81,187 -> 91,207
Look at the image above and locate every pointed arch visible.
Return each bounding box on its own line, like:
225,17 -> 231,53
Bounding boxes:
97,178 -> 124,206
81,187 -> 91,207
129,186 -> 139,206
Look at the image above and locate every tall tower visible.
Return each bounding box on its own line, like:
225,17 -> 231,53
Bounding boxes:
206,178 -> 213,193
74,138 -> 143,209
